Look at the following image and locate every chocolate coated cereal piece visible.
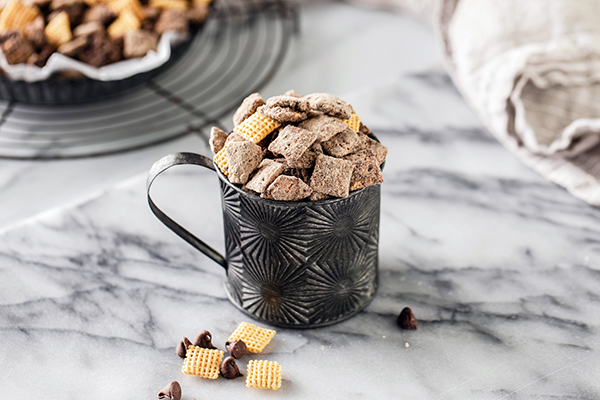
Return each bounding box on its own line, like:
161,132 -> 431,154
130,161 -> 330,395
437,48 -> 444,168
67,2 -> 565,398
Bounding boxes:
176,336 -> 192,358
299,114 -> 348,143
225,339 -> 247,359
286,141 -> 322,169
265,95 -> 309,112
188,4 -> 209,25
283,89 -> 301,98
0,31 -> 34,65
263,175 -> 312,201
268,125 -> 317,162
397,307 -> 417,330
224,132 -> 245,146
244,158 -> 285,194
221,356 -> 243,379
343,149 -> 383,191
78,32 -> 121,67
154,9 -> 188,35
356,134 -> 388,165
24,16 -> 46,49
359,121 -> 371,136
282,166 -> 311,184
303,92 -> 353,120
233,93 -> 265,126
209,126 -> 228,154
309,191 -> 331,202
226,140 -> 263,185
27,45 -> 53,66
310,154 -> 354,198
321,127 -> 360,158
193,330 -> 217,349
83,4 -> 117,26
73,21 -> 105,38
57,35 -> 88,57
123,29 -> 157,58
257,104 -> 307,123
157,381 -> 182,400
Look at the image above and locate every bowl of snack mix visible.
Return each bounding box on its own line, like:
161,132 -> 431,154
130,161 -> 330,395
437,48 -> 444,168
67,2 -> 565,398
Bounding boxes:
0,0 -> 212,104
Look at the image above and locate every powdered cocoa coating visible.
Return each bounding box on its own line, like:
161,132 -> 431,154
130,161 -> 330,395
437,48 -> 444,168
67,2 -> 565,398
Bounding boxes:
24,16 -> 46,49
233,93 -> 265,126
154,9 -> 189,35
356,135 -> 388,165
257,105 -> 307,123
1,31 -> 34,65
263,175 -> 313,201
73,21 -> 105,38
343,149 -> 384,191
244,158 -> 285,193
57,35 -> 89,57
303,92 -> 353,119
309,191 -> 331,201
286,141 -> 322,169
123,29 -> 158,58
83,4 -> 117,26
299,114 -> 348,143
321,128 -> 360,158
309,154 -> 354,198
226,140 -> 263,185
209,126 -> 228,154
266,95 -> 309,112
268,125 -> 317,162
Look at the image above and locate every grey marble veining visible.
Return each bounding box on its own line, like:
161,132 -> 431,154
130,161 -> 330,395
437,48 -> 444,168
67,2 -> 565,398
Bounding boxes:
2,68 -> 600,399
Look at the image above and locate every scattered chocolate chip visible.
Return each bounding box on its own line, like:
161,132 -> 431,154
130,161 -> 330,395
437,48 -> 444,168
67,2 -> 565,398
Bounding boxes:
193,330 -> 216,349
225,339 -> 247,359
397,307 -> 418,330
157,381 -> 181,400
176,336 -> 192,358
220,356 -> 243,379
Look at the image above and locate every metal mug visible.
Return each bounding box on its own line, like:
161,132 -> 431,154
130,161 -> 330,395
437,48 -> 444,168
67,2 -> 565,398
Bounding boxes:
147,152 -> 381,328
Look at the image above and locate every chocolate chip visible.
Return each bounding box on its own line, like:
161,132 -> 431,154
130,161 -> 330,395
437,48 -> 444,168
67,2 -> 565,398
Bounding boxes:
225,340 -> 247,359
176,336 -> 192,358
397,307 -> 418,330
220,356 -> 243,379
193,330 -> 216,349
157,381 -> 181,400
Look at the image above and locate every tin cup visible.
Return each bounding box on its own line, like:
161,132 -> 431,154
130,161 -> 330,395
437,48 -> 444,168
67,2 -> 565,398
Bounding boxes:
147,152 -> 380,328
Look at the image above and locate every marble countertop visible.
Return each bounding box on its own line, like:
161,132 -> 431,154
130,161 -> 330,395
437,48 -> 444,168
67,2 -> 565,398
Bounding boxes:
2,2 -> 600,399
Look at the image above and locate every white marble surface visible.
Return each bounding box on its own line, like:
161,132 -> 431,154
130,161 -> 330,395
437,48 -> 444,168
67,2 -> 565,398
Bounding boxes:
2,2 -> 600,400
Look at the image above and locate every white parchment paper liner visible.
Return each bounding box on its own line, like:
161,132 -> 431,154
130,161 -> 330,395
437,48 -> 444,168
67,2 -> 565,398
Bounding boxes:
0,30 -> 188,82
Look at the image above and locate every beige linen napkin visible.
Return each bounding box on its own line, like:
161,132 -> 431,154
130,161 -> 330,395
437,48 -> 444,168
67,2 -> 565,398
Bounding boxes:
350,0 -> 600,206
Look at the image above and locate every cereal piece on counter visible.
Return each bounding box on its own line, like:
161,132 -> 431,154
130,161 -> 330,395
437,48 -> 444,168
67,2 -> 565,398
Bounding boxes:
303,92 -> 353,120
157,381 -> 182,400
44,11 -> 72,46
265,95 -> 309,112
221,356 -> 243,379
24,16 -> 46,49
299,114 -> 347,143
0,0 -> 40,33
123,29 -> 157,58
263,175 -> 312,201
154,9 -> 189,35
246,360 -> 282,390
356,134 -> 388,165
257,104 -> 307,123
310,154 -> 354,198
283,89 -> 301,98
286,141 -> 322,169
83,4 -> 117,25
0,30 -> 34,64
181,345 -> 224,379
226,140 -> 263,185
233,92 -> 265,126
343,113 -> 361,133
73,21 -> 104,38
214,146 -> 229,176
149,0 -> 188,10
343,149 -> 383,191
57,35 -> 89,57
234,112 -> 280,144
268,125 -> 317,162
321,127 -> 360,158
107,8 -> 140,38
187,4 -> 209,25
228,322 -> 275,353
209,126 -> 228,154
244,158 -> 285,194
309,191 -> 331,202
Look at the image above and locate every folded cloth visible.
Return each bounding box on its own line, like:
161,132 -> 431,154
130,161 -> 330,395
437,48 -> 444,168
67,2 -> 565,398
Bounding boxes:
349,0 -> 600,206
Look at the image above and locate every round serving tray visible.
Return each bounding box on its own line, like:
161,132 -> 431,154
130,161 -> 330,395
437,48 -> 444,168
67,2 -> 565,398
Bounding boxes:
0,0 -> 298,158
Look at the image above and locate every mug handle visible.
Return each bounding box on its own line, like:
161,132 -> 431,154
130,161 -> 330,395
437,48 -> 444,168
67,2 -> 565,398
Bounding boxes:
146,152 -> 227,270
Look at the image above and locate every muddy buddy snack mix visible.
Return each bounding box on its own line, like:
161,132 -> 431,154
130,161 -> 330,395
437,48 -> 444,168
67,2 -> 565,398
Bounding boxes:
210,91 -> 387,201
246,360 -> 282,390
0,0 -> 212,68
